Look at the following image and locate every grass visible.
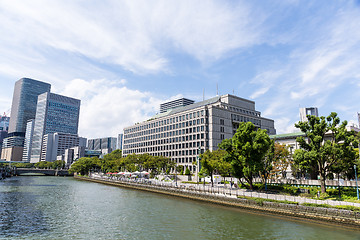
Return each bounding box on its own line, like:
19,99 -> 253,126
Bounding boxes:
238,196 -> 360,212
238,196 -> 298,205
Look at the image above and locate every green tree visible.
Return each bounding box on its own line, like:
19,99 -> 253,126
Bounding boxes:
51,160 -> 65,170
294,112 -> 358,193
69,157 -> 99,175
219,122 -> 271,190
199,149 -> 227,187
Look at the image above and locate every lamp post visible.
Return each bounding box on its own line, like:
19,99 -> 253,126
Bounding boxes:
355,164 -> 359,200
196,146 -> 201,184
175,164 -> 177,187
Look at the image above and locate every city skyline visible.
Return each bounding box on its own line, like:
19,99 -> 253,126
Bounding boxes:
1,1 -> 360,139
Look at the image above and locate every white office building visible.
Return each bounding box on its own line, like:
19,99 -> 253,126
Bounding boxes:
123,94 -> 276,172
40,132 -> 86,162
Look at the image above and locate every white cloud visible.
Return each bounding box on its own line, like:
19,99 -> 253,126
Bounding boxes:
0,0 -> 269,75
60,78 -> 170,139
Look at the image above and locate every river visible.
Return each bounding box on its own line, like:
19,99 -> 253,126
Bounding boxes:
0,176 -> 359,240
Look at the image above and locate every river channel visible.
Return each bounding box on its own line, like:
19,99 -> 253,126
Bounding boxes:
1,176 -> 360,240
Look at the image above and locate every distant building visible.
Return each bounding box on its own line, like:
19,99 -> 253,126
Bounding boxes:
160,98 -> 194,113
22,119 -> 35,162
88,137 -> 117,153
30,92 -> 81,163
123,94 -> 276,172
299,107 -> 318,122
40,132 -> 86,162
1,78 -> 51,161
0,114 -> 10,154
63,146 -> 86,167
117,133 -> 123,150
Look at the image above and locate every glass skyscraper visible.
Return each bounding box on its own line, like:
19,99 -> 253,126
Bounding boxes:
30,92 -> 80,163
8,78 -> 51,135
1,78 -> 51,161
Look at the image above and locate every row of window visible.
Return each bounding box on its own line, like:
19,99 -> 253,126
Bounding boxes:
124,118 -> 205,139
231,114 -> 261,126
124,133 -> 207,149
124,110 -> 205,134
124,126 -> 206,144
220,103 -> 260,117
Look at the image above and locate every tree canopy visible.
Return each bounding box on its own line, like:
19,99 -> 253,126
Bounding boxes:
293,112 -> 358,193
219,122 -> 271,189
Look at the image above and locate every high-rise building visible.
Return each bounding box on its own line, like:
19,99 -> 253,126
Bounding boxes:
299,107 -> 318,122
0,114 -> 10,132
30,92 -> 80,163
0,114 -> 10,155
22,119 -> 35,162
123,94 -> 276,172
117,133 -> 123,150
1,78 -> 51,161
88,137 -> 117,153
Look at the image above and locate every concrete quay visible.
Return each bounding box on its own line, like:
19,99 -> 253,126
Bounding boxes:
75,175 -> 360,228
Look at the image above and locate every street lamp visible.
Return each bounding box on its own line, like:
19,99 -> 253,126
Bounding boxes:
196,146 -> 201,184
354,164 -> 359,200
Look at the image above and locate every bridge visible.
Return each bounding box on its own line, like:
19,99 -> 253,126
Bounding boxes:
14,168 -> 73,176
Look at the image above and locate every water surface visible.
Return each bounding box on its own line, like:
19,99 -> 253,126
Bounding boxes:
0,176 -> 359,240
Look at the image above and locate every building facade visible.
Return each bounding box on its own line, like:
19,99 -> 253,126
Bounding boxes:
40,132 -> 86,162
299,107 -> 318,122
1,78 -> 51,161
117,133 -> 123,150
160,98 -> 194,113
88,137 -> 117,153
22,119 -> 35,162
30,92 -> 81,163
123,94 -> 276,172
0,114 -> 10,155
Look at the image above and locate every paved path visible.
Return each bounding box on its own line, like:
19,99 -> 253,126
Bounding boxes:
90,174 -> 360,208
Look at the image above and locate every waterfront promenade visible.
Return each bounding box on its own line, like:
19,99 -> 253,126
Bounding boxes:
88,173 -> 360,208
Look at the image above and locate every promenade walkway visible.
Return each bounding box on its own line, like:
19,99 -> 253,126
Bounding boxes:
89,173 -> 360,208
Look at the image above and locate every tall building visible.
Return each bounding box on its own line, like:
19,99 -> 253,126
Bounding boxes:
123,94 -> 276,172
88,137 -> 117,153
22,119 -> 35,162
30,92 -> 80,163
1,78 -> 51,161
299,107 -> 318,122
0,114 -> 10,155
117,133 -> 123,150
0,114 -> 10,132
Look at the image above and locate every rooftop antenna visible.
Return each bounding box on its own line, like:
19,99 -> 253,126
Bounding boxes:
233,89 -> 234,95
216,83 -> 219,96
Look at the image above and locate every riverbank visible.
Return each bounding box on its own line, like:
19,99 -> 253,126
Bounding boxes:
75,175 -> 360,228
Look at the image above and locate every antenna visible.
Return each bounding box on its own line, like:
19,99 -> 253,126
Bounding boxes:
233,89 -> 234,95
216,83 -> 219,96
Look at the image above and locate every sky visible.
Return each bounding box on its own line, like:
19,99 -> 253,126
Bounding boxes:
1,0 -> 360,139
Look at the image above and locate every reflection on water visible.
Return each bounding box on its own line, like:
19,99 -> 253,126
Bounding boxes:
0,176 -> 359,240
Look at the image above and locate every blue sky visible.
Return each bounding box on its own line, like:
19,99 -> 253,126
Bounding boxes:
1,0 -> 360,139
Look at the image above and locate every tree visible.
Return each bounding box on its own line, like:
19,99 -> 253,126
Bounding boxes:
269,142 -> 290,179
199,149 -> 226,186
219,122 -> 271,190
52,160 -> 65,170
69,157 -> 99,175
294,112 -> 358,193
